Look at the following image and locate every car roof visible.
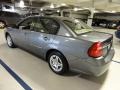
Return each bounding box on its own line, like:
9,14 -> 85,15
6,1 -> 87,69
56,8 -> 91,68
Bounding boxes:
26,15 -> 74,21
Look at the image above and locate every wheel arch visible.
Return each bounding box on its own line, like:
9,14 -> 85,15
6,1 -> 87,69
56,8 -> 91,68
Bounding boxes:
46,49 -> 69,69
46,49 -> 61,60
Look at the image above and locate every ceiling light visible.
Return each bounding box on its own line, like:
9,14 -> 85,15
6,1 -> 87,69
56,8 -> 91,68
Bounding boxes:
57,10 -> 60,12
40,8 -> 43,11
111,10 -> 116,13
74,8 -> 83,11
105,10 -> 116,13
50,3 -> 54,8
19,0 -> 25,8
94,10 -> 99,13
84,7 -> 89,9
61,3 -> 66,6
74,8 -> 78,11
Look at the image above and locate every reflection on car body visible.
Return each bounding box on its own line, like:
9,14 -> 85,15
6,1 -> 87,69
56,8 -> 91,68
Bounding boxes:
5,16 -> 115,76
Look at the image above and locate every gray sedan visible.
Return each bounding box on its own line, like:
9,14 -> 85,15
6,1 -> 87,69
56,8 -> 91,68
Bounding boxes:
5,16 -> 115,76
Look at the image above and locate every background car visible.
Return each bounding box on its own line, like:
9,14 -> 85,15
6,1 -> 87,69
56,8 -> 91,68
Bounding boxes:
0,11 -> 21,29
5,16 -> 114,76
115,26 -> 120,39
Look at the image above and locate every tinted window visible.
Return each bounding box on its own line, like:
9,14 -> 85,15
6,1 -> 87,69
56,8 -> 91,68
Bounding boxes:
13,13 -> 20,17
19,17 -> 33,30
3,12 -> 20,17
4,5 -> 11,9
4,12 -> 13,17
0,11 -> 3,16
30,18 -> 47,33
40,18 -> 60,34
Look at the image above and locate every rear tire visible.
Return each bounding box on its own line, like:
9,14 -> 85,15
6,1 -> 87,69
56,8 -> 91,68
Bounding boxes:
6,35 -> 15,48
48,51 -> 69,75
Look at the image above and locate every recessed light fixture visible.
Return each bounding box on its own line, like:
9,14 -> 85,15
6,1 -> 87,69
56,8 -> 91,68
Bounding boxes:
19,0 -> 25,8
57,10 -> 60,12
40,8 -> 43,11
111,10 -> 116,13
74,8 -> 78,11
50,3 -> 54,8
61,3 -> 66,6
73,8 -> 83,11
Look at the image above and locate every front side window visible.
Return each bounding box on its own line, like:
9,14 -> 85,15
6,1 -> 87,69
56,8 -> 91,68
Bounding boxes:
63,19 -> 93,35
18,17 -> 33,30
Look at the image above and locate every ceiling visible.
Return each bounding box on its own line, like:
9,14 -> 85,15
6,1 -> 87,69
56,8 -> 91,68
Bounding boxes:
38,0 -> 120,11
1,0 -> 120,11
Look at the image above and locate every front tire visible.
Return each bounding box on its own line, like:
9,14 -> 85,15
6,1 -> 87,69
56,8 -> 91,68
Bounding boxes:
48,51 -> 69,75
6,35 -> 15,48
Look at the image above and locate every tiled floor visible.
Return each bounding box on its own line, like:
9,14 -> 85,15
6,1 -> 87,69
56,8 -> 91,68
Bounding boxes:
0,28 -> 120,90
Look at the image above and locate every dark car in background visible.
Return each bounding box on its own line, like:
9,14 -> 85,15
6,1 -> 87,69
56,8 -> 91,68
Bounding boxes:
115,26 -> 120,39
0,11 -> 21,29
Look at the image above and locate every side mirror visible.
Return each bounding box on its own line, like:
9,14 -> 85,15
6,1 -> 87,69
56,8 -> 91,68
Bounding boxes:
19,26 -> 25,30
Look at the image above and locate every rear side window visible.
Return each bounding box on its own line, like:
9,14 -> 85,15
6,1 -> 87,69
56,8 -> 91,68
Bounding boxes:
31,19 -> 47,33
40,18 -> 60,34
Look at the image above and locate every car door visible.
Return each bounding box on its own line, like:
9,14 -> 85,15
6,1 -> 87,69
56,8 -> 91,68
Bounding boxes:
13,17 -> 33,49
25,17 -> 60,57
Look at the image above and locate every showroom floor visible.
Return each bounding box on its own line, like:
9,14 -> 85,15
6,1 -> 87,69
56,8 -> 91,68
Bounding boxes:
0,28 -> 120,90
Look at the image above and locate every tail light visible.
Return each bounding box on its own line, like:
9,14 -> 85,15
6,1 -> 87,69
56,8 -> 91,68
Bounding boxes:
88,42 -> 103,58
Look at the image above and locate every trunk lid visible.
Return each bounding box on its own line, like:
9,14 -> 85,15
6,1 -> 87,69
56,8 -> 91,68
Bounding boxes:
77,31 -> 113,58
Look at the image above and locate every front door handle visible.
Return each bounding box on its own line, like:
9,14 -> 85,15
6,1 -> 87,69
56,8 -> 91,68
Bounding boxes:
43,37 -> 49,41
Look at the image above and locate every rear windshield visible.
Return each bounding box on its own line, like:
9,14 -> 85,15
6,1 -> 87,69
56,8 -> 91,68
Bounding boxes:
63,19 -> 93,35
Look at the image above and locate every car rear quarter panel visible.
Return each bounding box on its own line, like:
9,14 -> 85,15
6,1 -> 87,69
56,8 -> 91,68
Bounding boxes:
47,35 -> 93,67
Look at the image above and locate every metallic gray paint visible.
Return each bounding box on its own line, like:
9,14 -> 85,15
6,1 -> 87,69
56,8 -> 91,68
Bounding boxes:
5,16 -> 115,76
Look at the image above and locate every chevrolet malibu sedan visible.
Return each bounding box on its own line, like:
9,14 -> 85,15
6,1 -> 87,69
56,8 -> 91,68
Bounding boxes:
5,16 -> 115,76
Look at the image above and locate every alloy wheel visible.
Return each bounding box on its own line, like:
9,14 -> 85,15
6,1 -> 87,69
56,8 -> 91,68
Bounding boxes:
49,55 -> 63,72
7,35 -> 13,47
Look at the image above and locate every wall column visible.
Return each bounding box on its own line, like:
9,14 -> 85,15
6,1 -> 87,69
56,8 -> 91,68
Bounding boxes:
87,8 -> 94,26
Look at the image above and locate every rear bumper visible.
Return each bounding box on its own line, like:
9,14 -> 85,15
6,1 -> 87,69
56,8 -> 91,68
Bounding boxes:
70,48 -> 115,76
87,61 -> 111,76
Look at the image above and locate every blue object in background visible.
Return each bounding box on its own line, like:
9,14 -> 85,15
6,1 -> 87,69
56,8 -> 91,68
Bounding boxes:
115,30 -> 120,39
0,59 -> 32,90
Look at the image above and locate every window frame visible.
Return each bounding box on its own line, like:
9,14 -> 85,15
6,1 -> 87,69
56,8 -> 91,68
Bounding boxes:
17,17 -> 60,35
17,17 -> 34,31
